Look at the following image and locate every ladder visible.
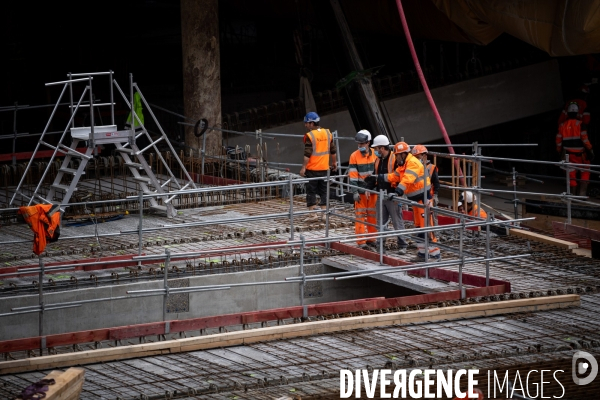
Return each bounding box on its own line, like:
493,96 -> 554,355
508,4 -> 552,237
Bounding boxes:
10,71 -> 197,218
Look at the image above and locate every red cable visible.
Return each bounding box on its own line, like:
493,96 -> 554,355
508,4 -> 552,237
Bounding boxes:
395,0 -> 465,185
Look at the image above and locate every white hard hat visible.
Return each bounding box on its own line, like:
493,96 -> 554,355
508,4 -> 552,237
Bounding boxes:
464,191 -> 475,203
371,135 -> 390,147
355,129 -> 372,143
457,201 -> 463,207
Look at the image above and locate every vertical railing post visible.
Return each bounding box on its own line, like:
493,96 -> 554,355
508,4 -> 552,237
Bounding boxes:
109,70 -> 115,126
289,174 -> 295,241
566,154 -> 572,224
485,213 -> 491,287
424,162 -> 430,277
38,255 -> 44,356
12,102 -> 18,167
378,189 -> 384,265
512,167 -> 519,220
325,169 -> 331,246
163,249 -> 171,325
138,191 -> 143,267
459,215 -> 465,299
300,235 -> 307,319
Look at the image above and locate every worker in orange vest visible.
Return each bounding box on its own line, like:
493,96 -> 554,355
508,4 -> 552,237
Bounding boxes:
411,144 -> 440,206
348,130 -> 378,250
558,85 -> 591,125
556,102 -> 594,195
18,204 -> 61,255
299,112 -> 338,222
461,191 -> 487,219
379,142 -> 440,261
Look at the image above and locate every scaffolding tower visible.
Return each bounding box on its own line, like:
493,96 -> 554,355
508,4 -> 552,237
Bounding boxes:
9,71 -> 197,218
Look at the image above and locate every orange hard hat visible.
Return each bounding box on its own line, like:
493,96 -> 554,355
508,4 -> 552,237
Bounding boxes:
411,144 -> 428,155
393,142 -> 410,154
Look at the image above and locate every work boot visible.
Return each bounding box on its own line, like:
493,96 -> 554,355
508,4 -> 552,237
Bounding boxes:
303,206 -> 321,223
579,182 -> 589,196
319,205 -> 327,221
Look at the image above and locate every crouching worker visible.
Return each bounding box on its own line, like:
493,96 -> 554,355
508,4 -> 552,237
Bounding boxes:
462,191 -> 488,219
376,142 -> 440,261
18,204 -> 61,255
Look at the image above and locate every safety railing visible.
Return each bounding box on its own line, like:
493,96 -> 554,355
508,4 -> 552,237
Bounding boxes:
0,171 -> 533,353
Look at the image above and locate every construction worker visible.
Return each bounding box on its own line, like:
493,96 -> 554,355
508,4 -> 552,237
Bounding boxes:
558,85 -> 591,125
411,145 -> 440,206
365,135 -> 408,254
462,191 -> 487,218
18,204 -> 61,255
379,142 -> 440,261
556,102 -> 594,195
299,112 -> 338,222
348,130 -> 378,250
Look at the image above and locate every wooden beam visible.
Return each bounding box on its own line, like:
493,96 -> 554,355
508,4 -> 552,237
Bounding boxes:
42,368 -> 85,400
509,228 -> 578,249
0,295 -> 579,374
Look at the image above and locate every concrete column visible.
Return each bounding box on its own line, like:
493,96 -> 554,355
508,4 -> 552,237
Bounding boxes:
181,0 -> 222,157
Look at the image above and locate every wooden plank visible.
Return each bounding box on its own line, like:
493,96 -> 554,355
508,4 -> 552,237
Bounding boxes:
109,322 -> 165,340
42,367 -> 85,400
509,228 -> 578,249
0,295 -> 578,374
0,337 -> 40,353
47,329 -> 110,348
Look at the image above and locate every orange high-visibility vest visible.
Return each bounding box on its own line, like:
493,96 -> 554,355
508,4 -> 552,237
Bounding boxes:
468,204 -> 487,219
348,149 -> 377,192
384,153 -> 431,200
557,119 -> 592,152
19,204 -> 61,255
304,128 -> 332,171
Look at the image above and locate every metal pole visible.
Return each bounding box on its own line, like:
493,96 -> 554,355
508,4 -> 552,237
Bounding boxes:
300,235 -> 307,319
512,167 -> 518,220
333,131 -> 344,198
459,215 -> 465,299
379,189 -> 384,265
289,174 -> 295,241
566,154 -> 572,224
424,162 -> 430,276
109,70 -> 115,126
475,142 -> 482,217
38,255 -> 44,356
12,102 -> 17,166
138,191 -> 143,267
325,169 -> 331,245
201,128 -> 207,178
485,213 -> 491,287
163,249 -> 170,324
89,77 -> 96,156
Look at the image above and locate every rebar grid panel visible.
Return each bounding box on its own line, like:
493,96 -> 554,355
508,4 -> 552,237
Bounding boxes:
2,294 -> 598,399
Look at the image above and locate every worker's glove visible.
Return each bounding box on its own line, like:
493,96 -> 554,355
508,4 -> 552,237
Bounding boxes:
433,194 -> 439,207
395,187 -> 404,197
587,149 -> 595,162
353,192 -> 360,202
364,175 -> 377,185
364,175 -> 377,190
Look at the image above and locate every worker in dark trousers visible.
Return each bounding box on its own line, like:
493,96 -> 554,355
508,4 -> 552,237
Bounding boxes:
299,112 -> 338,222
366,135 -> 408,254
